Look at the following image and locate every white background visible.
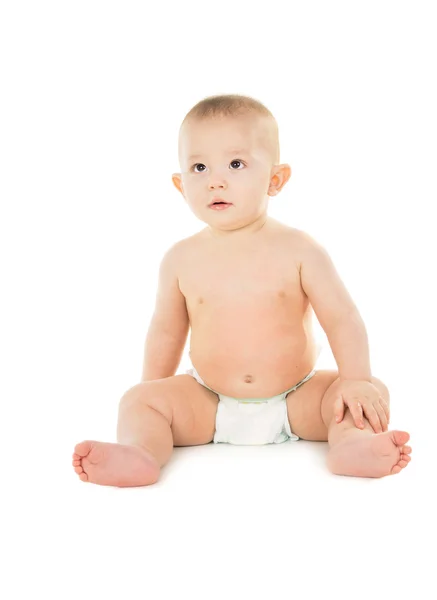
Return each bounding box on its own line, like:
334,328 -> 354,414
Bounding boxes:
1,1 -> 436,599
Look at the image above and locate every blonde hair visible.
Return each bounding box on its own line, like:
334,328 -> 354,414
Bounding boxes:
182,93 -> 274,122
180,94 -> 280,164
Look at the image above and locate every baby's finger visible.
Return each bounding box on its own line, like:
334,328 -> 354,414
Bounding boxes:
334,396 -> 344,423
379,396 -> 390,423
364,404 -> 382,433
374,402 -> 388,432
353,402 -> 365,428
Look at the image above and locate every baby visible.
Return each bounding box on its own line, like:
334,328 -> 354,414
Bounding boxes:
72,94 -> 412,487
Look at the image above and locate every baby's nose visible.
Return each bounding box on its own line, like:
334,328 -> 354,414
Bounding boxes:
208,177 -> 227,189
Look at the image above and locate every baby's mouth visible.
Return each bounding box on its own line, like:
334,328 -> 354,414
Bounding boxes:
209,199 -> 233,207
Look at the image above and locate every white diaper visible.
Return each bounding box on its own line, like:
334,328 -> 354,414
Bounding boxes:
185,365 -> 318,446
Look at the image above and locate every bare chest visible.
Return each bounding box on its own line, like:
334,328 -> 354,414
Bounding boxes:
176,229 -> 315,396
179,235 -> 306,324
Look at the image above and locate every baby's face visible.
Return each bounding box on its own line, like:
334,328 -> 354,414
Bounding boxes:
173,115 -> 286,228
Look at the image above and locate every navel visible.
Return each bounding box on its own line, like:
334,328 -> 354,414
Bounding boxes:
243,374 -> 254,384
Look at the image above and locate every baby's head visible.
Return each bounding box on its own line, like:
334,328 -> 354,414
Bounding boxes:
172,94 -> 291,237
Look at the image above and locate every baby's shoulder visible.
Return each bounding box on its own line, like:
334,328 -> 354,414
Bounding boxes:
283,226 -> 321,248
161,234 -> 201,272
279,225 -> 316,250
278,226 -> 328,273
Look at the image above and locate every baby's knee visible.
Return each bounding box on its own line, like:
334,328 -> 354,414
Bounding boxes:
371,377 -> 390,404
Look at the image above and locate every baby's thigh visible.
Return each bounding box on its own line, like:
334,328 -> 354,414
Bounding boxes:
142,374 -> 219,446
286,370 -> 339,441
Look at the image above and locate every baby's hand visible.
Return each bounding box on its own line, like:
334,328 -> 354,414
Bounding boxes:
333,380 -> 390,433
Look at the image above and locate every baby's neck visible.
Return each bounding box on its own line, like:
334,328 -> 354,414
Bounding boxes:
207,214 -> 271,241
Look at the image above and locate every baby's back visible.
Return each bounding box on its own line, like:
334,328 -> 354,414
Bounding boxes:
178,218 -> 318,398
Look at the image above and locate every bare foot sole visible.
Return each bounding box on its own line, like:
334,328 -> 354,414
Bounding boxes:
72,440 -> 161,487
327,430 -> 412,478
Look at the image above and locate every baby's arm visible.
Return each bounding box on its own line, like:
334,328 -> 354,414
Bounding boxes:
298,232 -> 371,381
141,242 -> 189,382
299,233 -> 359,332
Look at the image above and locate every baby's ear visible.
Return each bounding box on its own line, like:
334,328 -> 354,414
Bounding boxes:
269,164 -> 291,195
171,173 -> 184,195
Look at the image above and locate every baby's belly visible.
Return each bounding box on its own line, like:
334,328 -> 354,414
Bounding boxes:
189,318 -> 317,398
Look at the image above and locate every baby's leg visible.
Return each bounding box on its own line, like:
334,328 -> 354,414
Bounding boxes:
72,375 -> 219,487
286,371 -> 412,478
320,376 -> 412,477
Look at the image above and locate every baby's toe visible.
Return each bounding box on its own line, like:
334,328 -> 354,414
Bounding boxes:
392,453 -> 411,474
73,461 -> 89,481
74,440 -> 94,457
393,431 -> 410,448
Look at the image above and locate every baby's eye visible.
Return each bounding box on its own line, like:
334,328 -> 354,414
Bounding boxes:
192,160 -> 245,173
230,160 -> 244,170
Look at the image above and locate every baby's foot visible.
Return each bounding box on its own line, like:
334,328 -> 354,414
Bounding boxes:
72,440 -> 160,487
327,430 -> 412,478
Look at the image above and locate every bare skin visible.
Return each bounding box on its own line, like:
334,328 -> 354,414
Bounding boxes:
184,217 -> 319,398
73,441 -> 160,487
72,216 -> 411,486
